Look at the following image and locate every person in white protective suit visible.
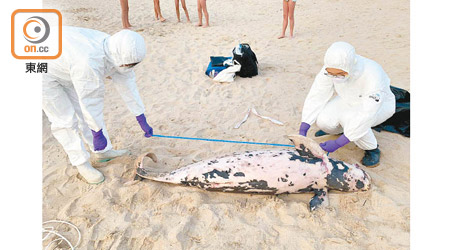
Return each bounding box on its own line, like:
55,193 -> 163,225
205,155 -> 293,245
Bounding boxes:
43,26 -> 153,184
298,41 -> 395,167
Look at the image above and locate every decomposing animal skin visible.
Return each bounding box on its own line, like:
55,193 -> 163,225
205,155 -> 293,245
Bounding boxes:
134,135 -> 371,211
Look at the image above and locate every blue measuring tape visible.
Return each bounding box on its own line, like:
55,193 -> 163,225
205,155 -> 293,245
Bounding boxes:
152,134 -> 295,148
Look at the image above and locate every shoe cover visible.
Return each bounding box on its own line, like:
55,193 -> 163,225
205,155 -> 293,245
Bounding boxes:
76,162 -> 105,184
362,148 -> 381,167
93,149 -> 130,162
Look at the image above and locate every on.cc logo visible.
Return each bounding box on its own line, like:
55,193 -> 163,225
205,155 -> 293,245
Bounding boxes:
23,16 -> 50,44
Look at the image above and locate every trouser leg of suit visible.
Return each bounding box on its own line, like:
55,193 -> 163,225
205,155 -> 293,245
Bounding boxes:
316,96 -> 378,150
353,100 -> 396,150
352,130 -> 378,150
316,96 -> 344,135
63,84 -> 112,153
42,79 -> 90,166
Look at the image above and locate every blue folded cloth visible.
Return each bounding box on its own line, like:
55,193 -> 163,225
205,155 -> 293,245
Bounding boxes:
205,56 -> 232,77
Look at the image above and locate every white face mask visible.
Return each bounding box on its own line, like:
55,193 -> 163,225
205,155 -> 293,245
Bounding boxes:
331,77 -> 349,84
324,72 -> 349,84
116,62 -> 138,74
116,66 -> 133,74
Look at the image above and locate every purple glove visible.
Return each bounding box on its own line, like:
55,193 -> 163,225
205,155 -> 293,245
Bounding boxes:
320,134 -> 350,153
299,122 -> 311,136
136,114 -> 153,138
91,129 -> 107,151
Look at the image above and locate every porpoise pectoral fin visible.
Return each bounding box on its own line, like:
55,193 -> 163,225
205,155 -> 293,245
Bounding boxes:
287,135 -> 328,160
309,188 -> 329,211
287,135 -> 328,165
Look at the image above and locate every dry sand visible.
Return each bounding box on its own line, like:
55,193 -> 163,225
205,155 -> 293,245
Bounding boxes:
42,0 -> 410,249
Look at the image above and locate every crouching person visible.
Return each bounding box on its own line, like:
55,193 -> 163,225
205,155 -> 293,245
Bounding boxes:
299,42 -> 395,167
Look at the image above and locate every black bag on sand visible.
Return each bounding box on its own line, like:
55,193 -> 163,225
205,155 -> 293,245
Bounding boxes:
232,43 -> 258,78
373,86 -> 410,137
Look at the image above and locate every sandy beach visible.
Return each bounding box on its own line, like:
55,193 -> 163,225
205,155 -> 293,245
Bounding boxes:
42,0 -> 410,249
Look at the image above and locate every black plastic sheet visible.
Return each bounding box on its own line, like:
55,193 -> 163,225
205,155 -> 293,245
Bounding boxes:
373,86 -> 410,137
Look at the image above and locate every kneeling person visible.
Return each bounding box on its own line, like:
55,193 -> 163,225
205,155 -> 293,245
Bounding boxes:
299,42 -> 395,167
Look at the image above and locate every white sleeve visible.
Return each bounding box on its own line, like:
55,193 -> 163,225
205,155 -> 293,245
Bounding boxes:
110,70 -> 146,116
301,69 -> 335,125
70,60 -> 106,132
343,90 -> 385,141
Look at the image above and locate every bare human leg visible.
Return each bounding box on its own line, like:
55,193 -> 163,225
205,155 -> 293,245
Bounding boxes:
153,0 -> 159,20
181,0 -> 191,23
288,0 -> 296,38
197,0 -> 203,26
200,0 -> 209,27
175,0 -> 181,22
278,0 -> 288,39
120,0 -> 132,29
154,0 -> 166,22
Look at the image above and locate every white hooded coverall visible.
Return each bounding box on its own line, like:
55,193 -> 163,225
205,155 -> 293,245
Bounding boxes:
301,42 -> 395,150
43,26 -> 146,166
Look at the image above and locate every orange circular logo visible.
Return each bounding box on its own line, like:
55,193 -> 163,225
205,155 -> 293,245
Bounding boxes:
23,16 -> 50,44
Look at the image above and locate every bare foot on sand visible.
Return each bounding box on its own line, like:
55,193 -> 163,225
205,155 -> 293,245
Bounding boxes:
159,17 -> 166,22
278,34 -> 286,39
196,22 -> 202,26
123,22 -> 133,29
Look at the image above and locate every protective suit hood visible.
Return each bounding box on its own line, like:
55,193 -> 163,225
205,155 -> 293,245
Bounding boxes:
104,29 -> 147,68
324,42 -> 357,75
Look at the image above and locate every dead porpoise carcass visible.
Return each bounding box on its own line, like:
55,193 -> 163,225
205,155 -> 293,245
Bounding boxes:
134,135 -> 371,211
